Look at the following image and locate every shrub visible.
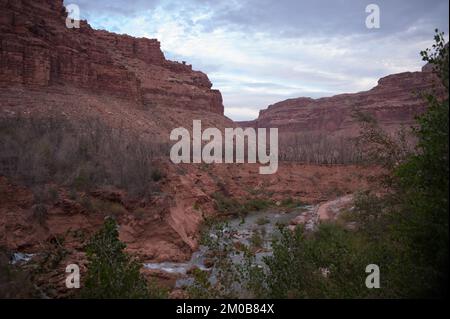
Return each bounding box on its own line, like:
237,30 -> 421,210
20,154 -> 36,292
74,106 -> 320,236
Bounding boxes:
391,30 -> 449,297
212,192 -> 242,214
151,168 -> 165,182
249,229 -> 264,250
280,197 -> 303,208
82,218 -> 167,299
256,217 -> 270,226
243,199 -> 271,212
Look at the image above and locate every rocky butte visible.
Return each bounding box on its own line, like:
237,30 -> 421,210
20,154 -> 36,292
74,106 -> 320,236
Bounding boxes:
240,68 -> 445,138
0,0 -> 228,136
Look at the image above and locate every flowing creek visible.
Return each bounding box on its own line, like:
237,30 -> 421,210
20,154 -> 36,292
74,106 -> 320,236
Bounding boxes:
144,205 -> 317,288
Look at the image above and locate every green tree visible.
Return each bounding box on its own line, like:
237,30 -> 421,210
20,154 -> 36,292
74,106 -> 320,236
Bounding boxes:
247,224 -> 381,299
392,29 -> 449,297
82,218 -> 166,299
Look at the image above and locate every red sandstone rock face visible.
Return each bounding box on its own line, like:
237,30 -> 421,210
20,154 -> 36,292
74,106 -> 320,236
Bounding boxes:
0,0 -> 224,114
0,0 -> 233,270
1,0 -> 447,289
241,71 -> 444,137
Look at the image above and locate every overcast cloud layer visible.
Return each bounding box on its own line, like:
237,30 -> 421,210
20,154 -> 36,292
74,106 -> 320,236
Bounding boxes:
65,0 -> 449,120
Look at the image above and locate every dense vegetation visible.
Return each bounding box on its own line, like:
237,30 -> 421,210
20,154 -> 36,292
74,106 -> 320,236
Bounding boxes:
81,218 -> 167,299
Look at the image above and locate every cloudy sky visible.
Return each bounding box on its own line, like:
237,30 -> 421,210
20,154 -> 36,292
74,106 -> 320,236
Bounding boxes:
65,0 -> 449,120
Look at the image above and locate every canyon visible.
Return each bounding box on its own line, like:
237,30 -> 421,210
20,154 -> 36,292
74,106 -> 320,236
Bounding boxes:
0,0 -> 231,145
0,0 -> 444,297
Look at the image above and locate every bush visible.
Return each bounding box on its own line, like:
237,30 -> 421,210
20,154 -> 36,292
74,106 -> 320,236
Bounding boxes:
391,30 -> 449,297
212,192 -> 272,216
256,217 -> 270,226
243,199 -> 271,212
81,218 -> 167,299
212,192 -> 242,214
249,229 -> 264,250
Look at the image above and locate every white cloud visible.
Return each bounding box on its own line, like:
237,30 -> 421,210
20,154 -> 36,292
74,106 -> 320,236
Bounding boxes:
225,107 -> 261,121
66,0 -> 449,121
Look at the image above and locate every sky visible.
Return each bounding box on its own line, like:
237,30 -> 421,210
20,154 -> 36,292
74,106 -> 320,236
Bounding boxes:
64,0 -> 449,121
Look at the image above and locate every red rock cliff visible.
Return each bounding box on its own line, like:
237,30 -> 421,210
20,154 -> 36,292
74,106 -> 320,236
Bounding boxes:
0,0 -> 224,114
242,70 -> 445,137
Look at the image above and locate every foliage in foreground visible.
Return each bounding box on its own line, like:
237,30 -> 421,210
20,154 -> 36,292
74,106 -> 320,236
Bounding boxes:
391,30 -> 449,297
81,218 -> 167,299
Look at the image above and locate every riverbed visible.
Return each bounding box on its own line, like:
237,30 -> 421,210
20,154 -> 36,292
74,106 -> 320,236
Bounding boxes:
144,204 -> 317,288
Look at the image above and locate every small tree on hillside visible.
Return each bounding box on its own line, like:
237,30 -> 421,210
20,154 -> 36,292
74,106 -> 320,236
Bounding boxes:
82,217 -> 165,299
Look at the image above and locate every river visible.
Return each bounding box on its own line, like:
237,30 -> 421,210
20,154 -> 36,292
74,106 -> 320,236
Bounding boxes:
144,204 -> 317,288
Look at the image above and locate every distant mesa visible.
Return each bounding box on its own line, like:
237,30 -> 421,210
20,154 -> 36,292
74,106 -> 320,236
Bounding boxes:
239,70 -> 445,138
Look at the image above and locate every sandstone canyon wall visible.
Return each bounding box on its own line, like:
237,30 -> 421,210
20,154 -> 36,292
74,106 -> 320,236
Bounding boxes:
0,0 -> 234,266
0,0 -> 224,115
240,70 -> 444,137
0,0 -> 446,280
